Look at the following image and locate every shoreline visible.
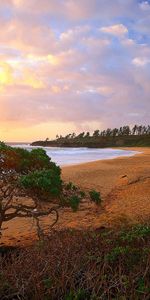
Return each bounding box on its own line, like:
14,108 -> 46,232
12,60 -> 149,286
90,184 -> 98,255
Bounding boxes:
61,147 -> 142,168
62,146 -> 150,226
9,143 -> 143,168
1,147 -> 149,246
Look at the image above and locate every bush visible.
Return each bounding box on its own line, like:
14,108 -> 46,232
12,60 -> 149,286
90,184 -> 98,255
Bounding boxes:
29,148 -> 51,170
20,169 -> 62,200
65,182 -> 77,191
0,142 -> 61,174
66,182 -> 74,190
89,190 -> 101,205
0,141 -> 11,151
0,226 -> 150,299
79,191 -> 86,198
69,195 -> 81,212
120,224 -> 150,242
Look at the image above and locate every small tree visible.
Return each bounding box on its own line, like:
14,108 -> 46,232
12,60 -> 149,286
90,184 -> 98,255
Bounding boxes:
0,143 -> 63,239
89,190 -> 101,205
0,171 -> 60,239
69,195 -> 81,212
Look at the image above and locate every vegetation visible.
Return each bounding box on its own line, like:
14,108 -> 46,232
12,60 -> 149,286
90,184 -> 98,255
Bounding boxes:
89,190 -> 101,205
31,124 -> 150,148
0,142 -> 97,238
0,142 -> 59,173
20,169 -> 62,200
0,142 -> 149,299
69,195 -> 81,212
0,225 -> 150,299
0,143 -> 62,238
0,142 -> 87,238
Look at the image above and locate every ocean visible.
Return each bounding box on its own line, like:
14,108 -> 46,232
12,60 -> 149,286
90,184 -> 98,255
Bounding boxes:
9,144 -> 140,166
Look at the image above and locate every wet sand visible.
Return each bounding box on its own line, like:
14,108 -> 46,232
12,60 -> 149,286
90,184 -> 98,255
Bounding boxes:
1,147 -> 150,246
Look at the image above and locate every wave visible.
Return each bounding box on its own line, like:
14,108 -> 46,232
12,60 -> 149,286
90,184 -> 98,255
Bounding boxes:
9,144 -> 140,166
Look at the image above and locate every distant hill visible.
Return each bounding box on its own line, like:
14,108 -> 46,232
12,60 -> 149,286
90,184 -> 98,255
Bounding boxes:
31,125 -> 150,148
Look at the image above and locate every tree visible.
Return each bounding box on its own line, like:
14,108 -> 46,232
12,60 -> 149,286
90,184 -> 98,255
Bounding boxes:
132,125 -> 138,135
0,172 -> 59,239
112,128 -> 118,137
93,130 -> 99,137
71,133 -> 76,139
85,132 -> 90,138
0,143 -> 63,239
105,128 -> 112,136
77,132 -> 85,138
122,126 -> 130,136
0,142 -> 85,240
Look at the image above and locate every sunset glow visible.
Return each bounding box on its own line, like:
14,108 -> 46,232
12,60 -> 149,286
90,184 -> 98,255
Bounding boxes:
0,0 -> 150,142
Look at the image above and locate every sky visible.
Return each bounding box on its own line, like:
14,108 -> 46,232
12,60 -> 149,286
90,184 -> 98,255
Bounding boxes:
0,0 -> 150,142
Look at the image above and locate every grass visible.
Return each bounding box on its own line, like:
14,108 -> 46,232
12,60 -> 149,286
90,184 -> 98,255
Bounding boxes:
0,224 -> 150,299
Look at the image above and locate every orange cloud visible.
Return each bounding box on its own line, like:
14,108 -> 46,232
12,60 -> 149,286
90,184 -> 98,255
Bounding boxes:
100,24 -> 128,37
0,62 -> 14,87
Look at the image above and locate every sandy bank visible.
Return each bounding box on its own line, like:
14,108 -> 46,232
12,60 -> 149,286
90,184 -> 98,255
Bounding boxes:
1,147 -> 150,246
62,147 -> 150,225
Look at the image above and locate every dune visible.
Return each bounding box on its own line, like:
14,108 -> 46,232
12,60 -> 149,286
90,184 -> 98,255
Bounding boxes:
0,147 -> 150,246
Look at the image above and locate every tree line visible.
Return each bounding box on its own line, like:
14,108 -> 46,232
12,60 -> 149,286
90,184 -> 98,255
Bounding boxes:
55,125 -> 150,140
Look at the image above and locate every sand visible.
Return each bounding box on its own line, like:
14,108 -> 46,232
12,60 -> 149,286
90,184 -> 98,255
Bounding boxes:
1,147 -> 150,246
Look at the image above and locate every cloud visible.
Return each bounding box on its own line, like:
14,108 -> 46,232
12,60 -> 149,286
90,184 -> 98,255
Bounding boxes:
0,0 -> 150,141
100,24 -> 128,37
132,57 -> 150,66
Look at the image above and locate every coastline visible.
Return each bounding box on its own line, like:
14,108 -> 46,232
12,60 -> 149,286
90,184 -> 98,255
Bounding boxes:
62,147 -> 149,193
60,147 -> 142,168
1,147 -> 150,246
61,146 -> 150,226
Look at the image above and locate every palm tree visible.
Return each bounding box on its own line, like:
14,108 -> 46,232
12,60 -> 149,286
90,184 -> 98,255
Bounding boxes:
93,130 -> 99,137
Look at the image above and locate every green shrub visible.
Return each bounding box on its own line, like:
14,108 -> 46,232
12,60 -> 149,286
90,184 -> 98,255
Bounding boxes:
29,148 -> 51,170
0,141 -> 11,151
20,169 -> 62,200
65,182 -> 77,191
89,190 -> 101,205
69,195 -> 81,212
79,191 -> 86,198
120,224 -> 150,242
0,143 -> 61,175
66,182 -> 73,190
105,246 -> 130,262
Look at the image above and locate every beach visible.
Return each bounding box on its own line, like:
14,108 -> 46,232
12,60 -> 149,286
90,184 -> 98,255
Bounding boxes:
1,147 -> 150,246
62,147 -> 150,226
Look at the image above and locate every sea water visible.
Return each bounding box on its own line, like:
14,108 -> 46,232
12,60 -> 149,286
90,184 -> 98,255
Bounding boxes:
9,144 -> 140,166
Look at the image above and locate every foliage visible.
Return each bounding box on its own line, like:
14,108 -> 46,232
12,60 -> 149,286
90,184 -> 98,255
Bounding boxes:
0,225 -> 150,299
31,124 -> 150,148
0,143 -> 63,238
0,143 -> 62,202
89,190 -> 101,205
0,172 -> 60,239
0,143 -> 84,239
66,182 -> 74,190
79,191 -> 85,198
105,246 -> 130,262
65,182 -> 78,191
120,224 -> 150,242
0,142 -> 61,175
20,169 -> 62,200
69,195 -> 81,212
